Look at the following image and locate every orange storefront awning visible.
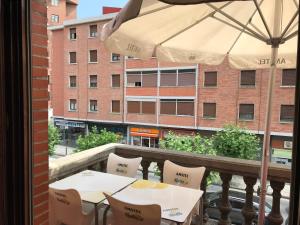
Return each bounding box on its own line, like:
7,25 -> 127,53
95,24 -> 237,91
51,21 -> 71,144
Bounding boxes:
130,127 -> 159,138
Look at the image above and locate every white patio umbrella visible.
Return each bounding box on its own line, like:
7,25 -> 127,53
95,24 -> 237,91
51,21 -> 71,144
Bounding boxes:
101,0 -> 299,224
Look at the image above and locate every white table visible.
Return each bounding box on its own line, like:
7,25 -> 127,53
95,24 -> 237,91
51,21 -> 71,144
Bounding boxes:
49,170 -> 136,225
105,180 -> 203,224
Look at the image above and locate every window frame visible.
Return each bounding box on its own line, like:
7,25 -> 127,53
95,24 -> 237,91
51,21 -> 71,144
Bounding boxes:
281,68 -> 296,87
160,99 -> 194,117
51,0 -> 59,6
89,24 -> 98,38
203,71 -> 218,88
202,102 -> 217,119
240,70 -> 256,88
111,53 -> 121,62
111,74 -> 121,88
69,75 -> 76,88
280,104 -> 295,123
89,99 -> 98,112
88,49 -> 98,63
51,14 -> 59,23
89,75 -> 98,88
69,99 -> 77,111
238,103 -> 255,121
111,100 -> 121,113
69,27 -> 77,40
69,51 -> 77,64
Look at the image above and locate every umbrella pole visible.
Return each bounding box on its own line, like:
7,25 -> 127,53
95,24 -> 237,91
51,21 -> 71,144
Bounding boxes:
258,46 -> 278,225
258,2 -> 282,224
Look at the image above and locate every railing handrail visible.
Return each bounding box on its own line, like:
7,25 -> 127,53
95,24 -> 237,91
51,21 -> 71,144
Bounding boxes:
49,143 -> 291,183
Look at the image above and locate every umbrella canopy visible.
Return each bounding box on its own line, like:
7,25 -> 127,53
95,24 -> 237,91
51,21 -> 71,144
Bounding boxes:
101,1 -> 299,225
102,0 -> 298,69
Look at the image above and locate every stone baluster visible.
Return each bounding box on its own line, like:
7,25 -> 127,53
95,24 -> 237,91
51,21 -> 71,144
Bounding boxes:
157,162 -> 164,182
141,160 -> 151,180
218,173 -> 232,225
201,171 -> 210,225
242,176 -> 257,225
267,181 -> 285,225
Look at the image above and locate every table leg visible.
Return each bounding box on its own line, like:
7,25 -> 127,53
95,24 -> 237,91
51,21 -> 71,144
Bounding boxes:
94,203 -> 98,225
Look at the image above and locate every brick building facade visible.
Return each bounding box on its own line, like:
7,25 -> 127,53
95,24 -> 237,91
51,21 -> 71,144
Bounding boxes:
48,4 -> 295,151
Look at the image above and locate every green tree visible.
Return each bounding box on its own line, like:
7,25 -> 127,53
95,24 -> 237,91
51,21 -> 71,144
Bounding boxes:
48,124 -> 61,156
212,124 -> 260,160
75,127 -> 121,152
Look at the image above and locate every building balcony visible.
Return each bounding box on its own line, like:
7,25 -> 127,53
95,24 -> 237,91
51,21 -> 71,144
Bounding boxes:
49,143 -> 290,225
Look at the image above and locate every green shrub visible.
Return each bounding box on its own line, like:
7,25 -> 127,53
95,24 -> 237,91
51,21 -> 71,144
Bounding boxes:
212,124 -> 260,160
75,127 -> 121,152
48,124 -> 61,156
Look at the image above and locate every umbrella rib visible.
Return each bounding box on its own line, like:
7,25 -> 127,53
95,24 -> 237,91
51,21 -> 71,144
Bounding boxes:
207,3 -> 267,43
138,5 -> 175,17
280,9 -> 299,39
294,0 -> 299,8
253,0 -> 272,39
283,30 -> 298,41
158,2 -> 232,46
212,16 -> 266,42
284,22 -> 298,37
249,22 -> 269,39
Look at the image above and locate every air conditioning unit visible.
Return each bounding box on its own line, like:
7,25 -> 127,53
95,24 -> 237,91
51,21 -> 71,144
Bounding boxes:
284,141 -> 293,149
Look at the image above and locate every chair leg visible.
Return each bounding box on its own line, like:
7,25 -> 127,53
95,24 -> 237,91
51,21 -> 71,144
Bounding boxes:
103,205 -> 110,225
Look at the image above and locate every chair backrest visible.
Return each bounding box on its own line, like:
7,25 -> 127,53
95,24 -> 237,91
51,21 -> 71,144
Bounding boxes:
163,160 -> 206,189
104,193 -> 161,225
107,153 -> 142,177
49,188 -> 87,225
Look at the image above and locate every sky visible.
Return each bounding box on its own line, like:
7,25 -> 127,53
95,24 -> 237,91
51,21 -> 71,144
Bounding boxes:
77,0 -> 128,18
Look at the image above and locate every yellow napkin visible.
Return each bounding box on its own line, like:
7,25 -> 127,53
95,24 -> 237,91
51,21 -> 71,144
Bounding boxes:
131,180 -> 169,189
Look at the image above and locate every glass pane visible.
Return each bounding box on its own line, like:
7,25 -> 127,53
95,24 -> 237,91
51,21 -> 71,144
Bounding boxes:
203,103 -> 216,118
204,71 -> 217,87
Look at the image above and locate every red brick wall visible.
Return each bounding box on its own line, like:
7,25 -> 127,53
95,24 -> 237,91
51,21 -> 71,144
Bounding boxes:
32,0 -> 49,224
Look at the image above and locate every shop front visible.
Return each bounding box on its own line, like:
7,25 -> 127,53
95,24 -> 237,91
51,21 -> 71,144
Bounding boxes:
130,127 -> 160,148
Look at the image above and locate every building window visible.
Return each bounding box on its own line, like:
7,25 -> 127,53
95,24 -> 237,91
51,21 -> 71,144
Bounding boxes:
178,69 -> 196,86
240,70 -> 256,87
239,104 -> 254,120
204,71 -> 217,87
203,103 -> 216,119
69,52 -> 76,64
280,105 -> 295,123
51,0 -> 59,6
69,75 -> 76,88
177,100 -> 194,116
160,70 -> 177,86
89,100 -> 98,112
111,53 -> 121,62
69,99 -> 77,111
282,69 -> 296,86
141,102 -> 156,114
69,28 -> 76,40
112,100 -> 120,113
127,72 -> 141,87
112,74 -> 120,88
127,101 -> 156,114
89,25 -> 97,37
160,99 -> 194,116
89,50 -> 98,63
142,71 -> 157,87
51,14 -> 59,23
127,101 -> 140,114
89,75 -> 97,88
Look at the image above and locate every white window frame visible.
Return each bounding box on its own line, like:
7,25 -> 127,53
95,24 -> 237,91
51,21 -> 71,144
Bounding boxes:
88,50 -> 98,63
203,71 -> 218,88
51,0 -> 59,6
89,75 -> 98,88
279,104 -> 295,124
69,99 -> 77,111
89,24 -> 98,38
69,75 -> 76,88
69,51 -> 77,64
281,69 -> 296,88
111,74 -> 120,88
51,14 -> 59,23
240,70 -> 256,88
202,102 -> 217,119
238,103 -> 255,121
111,53 -> 121,62
89,100 -> 98,112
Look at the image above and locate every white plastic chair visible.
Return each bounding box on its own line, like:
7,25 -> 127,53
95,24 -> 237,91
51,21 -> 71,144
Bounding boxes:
163,160 -> 206,225
49,188 -> 94,225
104,193 -> 175,225
106,153 -> 142,178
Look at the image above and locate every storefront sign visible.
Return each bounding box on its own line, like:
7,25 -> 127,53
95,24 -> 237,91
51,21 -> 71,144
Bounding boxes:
55,120 -> 86,129
130,127 -> 159,137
